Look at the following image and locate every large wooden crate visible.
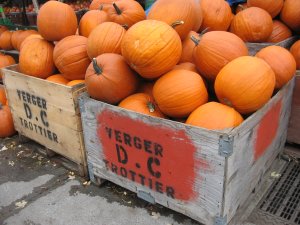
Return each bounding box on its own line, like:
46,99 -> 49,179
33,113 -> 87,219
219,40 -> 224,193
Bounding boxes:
2,65 -> 87,176
79,78 -> 294,225
287,71 -> 300,145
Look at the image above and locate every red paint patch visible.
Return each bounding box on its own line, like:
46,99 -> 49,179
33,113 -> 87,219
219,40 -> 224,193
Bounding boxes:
255,99 -> 282,160
97,110 -> 210,201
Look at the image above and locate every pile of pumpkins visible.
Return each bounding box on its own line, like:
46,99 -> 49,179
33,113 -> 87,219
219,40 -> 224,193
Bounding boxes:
0,86 -> 15,138
2,0 -> 300,132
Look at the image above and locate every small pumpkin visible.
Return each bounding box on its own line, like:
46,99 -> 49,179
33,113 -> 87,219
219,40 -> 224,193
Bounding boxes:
280,0 -> 300,32
290,40 -> 300,70
247,0 -> 283,18
153,69 -> 208,118
119,93 -> 165,118
173,62 -> 198,73
67,80 -> 85,86
20,34 -> 43,51
266,20 -> 292,43
46,74 -> 70,85
121,20 -> 182,79
79,9 -> 109,37
137,81 -> 155,97
215,56 -> 276,114
200,0 -> 233,32
16,30 -> 39,51
256,46 -> 296,89
0,54 -> 16,79
186,102 -> 243,130
87,22 -> 126,59
0,103 -> 16,138
85,53 -> 139,104
11,30 -> 24,50
0,31 -> 13,50
54,35 -> 91,80
19,38 -> 55,79
230,7 -> 273,42
0,86 -> 7,105
179,30 -> 199,63
37,1 -> 77,41
192,31 -> 248,80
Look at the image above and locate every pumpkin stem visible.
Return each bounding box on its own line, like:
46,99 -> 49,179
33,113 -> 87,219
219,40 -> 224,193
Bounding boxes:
113,2 -> 122,15
92,58 -> 103,75
0,102 -> 3,110
190,35 -> 200,46
171,20 -> 184,29
99,4 -> 104,10
121,24 -> 129,30
147,101 -> 155,113
200,27 -> 210,35
237,4 -> 246,11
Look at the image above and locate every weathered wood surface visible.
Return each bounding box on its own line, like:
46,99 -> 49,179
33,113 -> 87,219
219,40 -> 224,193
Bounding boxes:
2,65 -> 87,175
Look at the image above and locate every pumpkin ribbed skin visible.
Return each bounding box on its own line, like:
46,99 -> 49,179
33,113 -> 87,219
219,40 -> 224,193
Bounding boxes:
153,69 -> 208,118
256,46 -> 296,89
0,87 -> 7,105
11,30 -> 24,50
267,20 -> 292,43
200,0 -> 233,32
215,56 -> 276,114
0,31 -> 13,50
0,54 -> 16,79
89,0 -> 116,10
179,30 -> 198,63
173,62 -> 198,73
87,22 -> 126,59
121,20 -> 182,79
16,30 -> 39,51
186,102 -> 243,130
290,41 -> 300,70
79,10 -> 109,37
85,53 -> 139,104
0,103 -> 16,138
119,93 -> 165,118
247,0 -> 283,18
20,34 -> 43,51
230,7 -> 273,42
67,80 -> 85,86
193,31 -> 248,80
54,35 -> 91,80
37,1 -> 77,41
46,74 -> 70,85
19,39 -> 55,79
280,0 -> 300,32
147,0 -> 202,40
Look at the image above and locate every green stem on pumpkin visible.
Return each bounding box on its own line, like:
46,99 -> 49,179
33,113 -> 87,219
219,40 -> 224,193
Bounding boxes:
190,35 -> 200,46
121,24 -> 129,30
92,58 -> 103,75
99,4 -> 104,10
147,102 -> 155,113
237,4 -> 246,11
171,20 -> 184,29
0,102 -> 3,110
113,2 -> 122,15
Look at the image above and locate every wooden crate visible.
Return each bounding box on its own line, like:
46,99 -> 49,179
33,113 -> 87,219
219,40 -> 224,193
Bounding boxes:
79,78 -> 294,225
2,65 -> 87,176
287,71 -> 300,145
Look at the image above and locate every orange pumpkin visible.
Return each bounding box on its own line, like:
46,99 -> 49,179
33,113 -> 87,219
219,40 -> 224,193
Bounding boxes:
67,80 -> 85,86
192,31 -> 248,80
0,54 -> 16,79
85,53 -> 139,104
137,81 -> 155,97
290,40 -> 300,70
106,0 -> 146,28
0,31 -> 13,50
87,22 -> 126,59
200,0 -> 233,32
215,56 -> 276,114
179,30 -> 198,63
37,1 -> 77,41
153,69 -> 208,118
230,7 -> 273,42
119,93 -> 165,118
46,74 -> 70,85
20,34 -> 43,51
89,0 -> 116,10
256,46 -> 296,89
280,0 -> 300,32
186,102 -> 243,130
79,9 -> 109,37
19,38 -> 55,78
173,62 -> 198,73
0,87 -> 7,105
147,0 -> 202,40
266,20 -> 292,43
121,20 -> 182,79
0,103 -> 16,138
54,35 -> 91,80
16,30 -> 39,51
0,26 -> 8,36
247,0 -> 283,18
11,30 -> 24,50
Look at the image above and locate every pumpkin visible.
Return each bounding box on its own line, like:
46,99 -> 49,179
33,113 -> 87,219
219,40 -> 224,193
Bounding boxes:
0,103 -> 16,138
16,30 -> 39,51
121,20 -> 182,79
0,87 -> 7,105
85,53 -> 139,104
0,54 -> 16,79
11,30 -> 24,50
192,31 -> 248,80
46,74 -> 70,85
37,1 -> 77,41
256,46 -> 296,89
266,20 -> 292,43
119,93 -> 165,118
67,80 -> 85,86
0,31 -> 13,50
79,9 -> 109,37
247,0 -> 283,18
0,26 -> 8,36
19,38 -> 55,79
20,34 -> 43,50
106,0 -> 146,29
186,102 -> 243,130
200,0 -> 233,32
290,41 -> 300,70
173,62 -> 198,73
280,0 -> 300,32
147,0 -> 202,40
153,69 -> 208,118
179,30 -> 198,63
137,81 -> 155,97
87,22 -> 126,59
54,35 -> 91,80
89,0 -> 116,10
230,7 -> 273,42
215,56 -> 276,114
